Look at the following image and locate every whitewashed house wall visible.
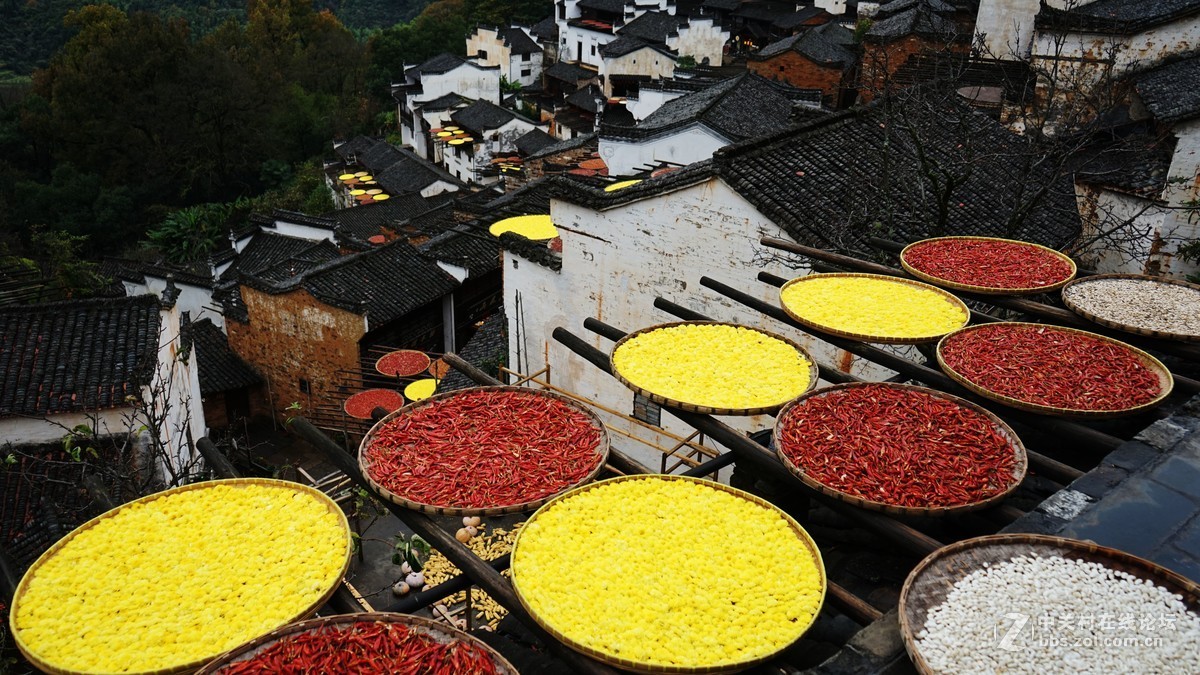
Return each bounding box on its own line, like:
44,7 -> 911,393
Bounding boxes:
600,46 -> 676,96
1029,15 -> 1200,85
625,87 -> 689,121
599,123 -> 730,174
669,18 -> 728,65
503,177 -> 896,471
122,276 -> 224,331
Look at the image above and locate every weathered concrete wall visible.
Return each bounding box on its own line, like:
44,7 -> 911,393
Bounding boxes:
503,177 -> 898,471
600,47 -> 676,96
973,0 -> 1040,59
226,285 -> 366,420
599,123 -> 729,174
1074,184 -> 1171,275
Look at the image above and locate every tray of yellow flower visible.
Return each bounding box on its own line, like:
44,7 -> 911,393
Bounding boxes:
9,479 -> 352,675
511,475 -> 826,674
610,321 -> 818,416
779,273 -> 970,344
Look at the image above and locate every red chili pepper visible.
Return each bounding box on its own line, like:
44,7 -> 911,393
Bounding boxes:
364,390 -> 604,508
940,324 -> 1162,410
218,621 -> 501,674
904,238 -> 1073,289
776,385 -> 1017,507
344,389 -> 405,419
377,350 -> 432,377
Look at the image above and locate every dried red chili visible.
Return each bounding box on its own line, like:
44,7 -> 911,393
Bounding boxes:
940,324 -> 1163,411
344,389 -> 405,419
776,384 -> 1017,507
903,238 -> 1073,289
377,350 -> 432,377
217,621 -> 502,674
364,389 -> 603,509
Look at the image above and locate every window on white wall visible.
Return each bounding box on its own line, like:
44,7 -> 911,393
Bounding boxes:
522,68 -> 532,76
591,44 -> 596,56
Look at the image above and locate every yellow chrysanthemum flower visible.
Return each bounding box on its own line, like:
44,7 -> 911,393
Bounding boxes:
780,275 -> 968,340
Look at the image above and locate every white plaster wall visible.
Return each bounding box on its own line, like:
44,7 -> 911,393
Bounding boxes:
271,221 -> 336,243
511,52 -> 543,86
815,0 -> 847,15
974,0 -> 1040,59
0,409 -> 132,446
132,276 -> 224,330
1031,15 -> 1200,79
562,25 -> 617,67
1075,185 -> 1170,274
599,123 -> 729,174
417,64 -> 501,106
626,87 -> 688,121
419,179 -> 461,197
154,304 -> 207,477
670,18 -> 728,66
600,47 -> 676,96
443,147 -> 478,184
503,178 -> 897,472
1156,118 -> 1200,277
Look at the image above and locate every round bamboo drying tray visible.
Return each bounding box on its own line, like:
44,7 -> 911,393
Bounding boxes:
936,322 -> 1174,418
343,388 -> 405,420
899,236 -> 1078,295
1062,273 -> 1200,343
773,382 -> 1027,517
196,612 -> 518,674
609,321 -> 820,416
375,349 -> 432,377
510,474 -> 827,674
9,478 -> 352,675
898,533 -> 1200,675
778,273 -> 970,345
359,385 -> 610,516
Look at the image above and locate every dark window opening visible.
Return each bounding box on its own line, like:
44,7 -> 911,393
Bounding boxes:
478,49 -> 488,60
522,68 -> 532,77
633,393 -> 661,427
298,378 -> 311,395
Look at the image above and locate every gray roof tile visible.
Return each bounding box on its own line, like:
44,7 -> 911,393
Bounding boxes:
1036,0 -> 1200,34
1135,52 -> 1200,123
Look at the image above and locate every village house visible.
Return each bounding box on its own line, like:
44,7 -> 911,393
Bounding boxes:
440,100 -> 547,185
112,258 -> 227,330
598,72 -> 822,175
614,9 -> 730,67
530,16 -> 561,62
727,1 -> 832,53
500,94 -> 1080,468
599,35 -> 679,97
556,0 -> 672,67
182,316 -> 263,432
0,294 -> 205,469
394,54 -> 502,159
524,132 -> 600,179
749,21 -> 859,107
330,136 -> 465,205
466,25 -> 545,87
858,0 -> 968,102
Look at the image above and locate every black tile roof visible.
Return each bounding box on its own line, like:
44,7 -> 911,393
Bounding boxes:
579,0 -> 627,14
1135,52 -> 1200,123
230,232 -> 341,281
866,5 -> 960,41
530,16 -> 559,41
713,94 -> 1081,251
773,6 -> 827,30
1073,128 -> 1176,197
755,22 -> 856,68
566,85 -> 605,113
0,296 -> 161,417
245,240 -> 459,325
438,310 -> 507,392
323,193 -> 456,240
876,0 -> 954,18
702,0 -> 740,10
334,136 -> 377,162
451,100 -> 523,133
601,73 -> 820,141
270,209 -> 338,230
416,92 -> 470,111
545,61 -> 599,83
499,27 -> 541,54
616,11 -> 685,43
184,317 -> 260,395
600,35 -> 677,59
1036,0 -> 1200,34
516,128 -> 557,155
354,138 -> 465,195
527,132 -> 598,159
419,228 -> 501,276
733,3 -> 793,22
405,53 -> 470,78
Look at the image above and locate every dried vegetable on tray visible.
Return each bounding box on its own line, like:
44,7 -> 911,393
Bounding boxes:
207,616 -> 511,675
775,383 -> 1025,512
1062,275 -> 1200,342
511,476 -> 825,672
10,480 -> 350,675
779,273 -> 969,343
360,387 -> 607,513
343,389 -> 405,419
937,323 -> 1171,415
611,322 -> 815,413
375,350 -> 431,377
901,236 -> 1075,293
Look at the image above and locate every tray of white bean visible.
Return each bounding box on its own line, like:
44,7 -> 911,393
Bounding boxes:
899,534 -> 1200,675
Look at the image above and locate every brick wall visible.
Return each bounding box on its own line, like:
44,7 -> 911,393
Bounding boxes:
859,36 -> 969,102
748,52 -> 845,104
226,285 -> 365,420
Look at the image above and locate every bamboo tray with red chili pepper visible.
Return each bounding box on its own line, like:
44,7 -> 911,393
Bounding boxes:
359,386 -> 610,516
376,349 -> 432,377
900,236 -> 1077,295
936,322 -> 1174,418
197,613 -> 518,675
774,383 -> 1027,517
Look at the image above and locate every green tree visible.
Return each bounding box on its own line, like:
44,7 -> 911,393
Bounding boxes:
145,202 -> 236,263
